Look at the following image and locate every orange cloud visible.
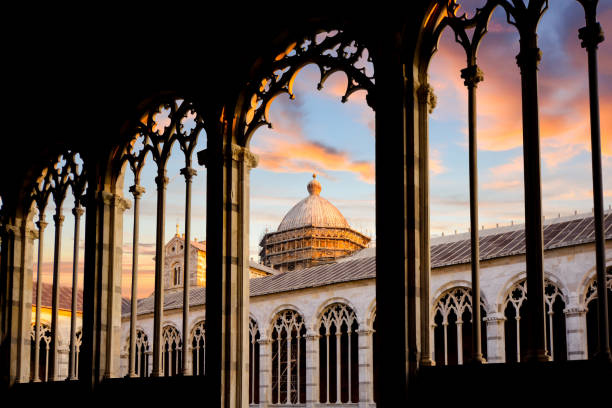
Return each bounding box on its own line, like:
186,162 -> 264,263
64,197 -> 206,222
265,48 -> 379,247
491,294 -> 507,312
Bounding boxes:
253,135 -> 375,183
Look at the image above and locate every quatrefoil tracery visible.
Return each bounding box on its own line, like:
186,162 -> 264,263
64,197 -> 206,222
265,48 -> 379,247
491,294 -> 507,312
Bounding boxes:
31,151 -> 88,215
121,99 -> 205,183
242,30 -> 375,142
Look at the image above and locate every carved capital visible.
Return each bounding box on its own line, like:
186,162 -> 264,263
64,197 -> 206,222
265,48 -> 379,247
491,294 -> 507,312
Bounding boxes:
129,184 -> 146,198
36,220 -> 48,231
154,175 -> 169,188
579,22 -> 604,50
230,144 -> 259,170
72,207 -> 85,218
52,214 -> 65,226
460,65 -> 484,88
417,83 -> 437,114
564,305 -> 587,316
257,337 -> 273,345
114,195 -> 132,211
483,312 -> 506,323
100,191 -> 114,206
180,166 -> 198,181
356,328 -> 374,336
516,47 -> 542,72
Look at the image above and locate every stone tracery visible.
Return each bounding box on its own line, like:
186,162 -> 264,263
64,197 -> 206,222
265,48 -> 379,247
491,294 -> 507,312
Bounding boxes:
318,302 -> 359,403
270,309 -> 306,405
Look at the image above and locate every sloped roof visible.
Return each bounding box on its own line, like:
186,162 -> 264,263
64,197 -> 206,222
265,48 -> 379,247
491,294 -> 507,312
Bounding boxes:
429,211 -> 612,268
32,282 -> 83,312
122,211 -> 610,316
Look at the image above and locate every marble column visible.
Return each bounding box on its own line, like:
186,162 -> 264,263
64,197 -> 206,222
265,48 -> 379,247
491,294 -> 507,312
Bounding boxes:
484,313 -> 506,363
258,337 -> 272,408
68,206 -> 84,380
564,305 -> 588,360
417,82 -> 436,368
305,331 -> 320,407
357,328 -> 373,408
33,216 -> 48,382
578,4 -> 611,362
50,210 -> 65,381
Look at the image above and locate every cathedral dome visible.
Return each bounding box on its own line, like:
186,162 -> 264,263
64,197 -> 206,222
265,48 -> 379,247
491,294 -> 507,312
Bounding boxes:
277,175 -> 350,232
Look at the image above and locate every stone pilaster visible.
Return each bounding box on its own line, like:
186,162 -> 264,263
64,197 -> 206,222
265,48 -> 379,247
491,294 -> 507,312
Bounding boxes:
564,304 -> 588,360
357,328 -> 373,407
199,140 -> 259,407
484,313 -> 506,363
305,331 -> 320,407
257,337 -> 272,407
6,217 -> 37,383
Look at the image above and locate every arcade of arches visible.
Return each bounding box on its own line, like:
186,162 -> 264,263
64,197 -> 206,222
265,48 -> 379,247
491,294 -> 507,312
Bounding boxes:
1,2 -> 612,405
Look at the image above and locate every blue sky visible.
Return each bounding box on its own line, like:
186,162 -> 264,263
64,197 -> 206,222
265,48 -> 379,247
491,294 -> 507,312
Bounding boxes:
32,2 -> 612,298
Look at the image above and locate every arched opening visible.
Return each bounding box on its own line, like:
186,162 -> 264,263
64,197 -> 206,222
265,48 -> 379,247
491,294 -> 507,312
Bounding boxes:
191,320 -> 205,376
585,270 -> 612,358
504,278 -> 567,362
29,151 -> 87,382
249,318 -> 260,404
318,303 -> 359,403
30,322 -> 53,382
270,309 -> 306,404
117,97 -> 207,378
432,287 -> 487,366
161,325 -> 182,377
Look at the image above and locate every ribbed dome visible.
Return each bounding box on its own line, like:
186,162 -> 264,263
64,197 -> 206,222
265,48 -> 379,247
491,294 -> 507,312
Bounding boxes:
277,175 -> 350,232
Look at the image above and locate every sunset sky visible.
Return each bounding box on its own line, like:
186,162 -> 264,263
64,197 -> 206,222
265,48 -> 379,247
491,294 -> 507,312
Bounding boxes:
33,1 -> 611,300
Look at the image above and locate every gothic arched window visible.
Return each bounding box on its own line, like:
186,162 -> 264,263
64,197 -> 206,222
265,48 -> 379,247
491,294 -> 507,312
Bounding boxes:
271,309 -> 306,404
29,151 -> 87,382
432,287 -> 487,366
318,303 -> 359,403
191,321 -> 205,376
162,326 -> 182,376
30,323 -> 52,382
135,329 -> 150,377
503,279 -> 567,362
585,270 -> 612,358
249,318 -> 260,405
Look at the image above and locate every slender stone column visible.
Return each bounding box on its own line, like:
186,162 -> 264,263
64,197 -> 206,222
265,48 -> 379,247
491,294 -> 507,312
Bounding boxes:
516,33 -> 550,362
152,172 -> 168,377
128,184 -> 145,377
564,305 -> 588,361
417,82 -> 436,367
181,166 -> 197,375
68,206 -> 84,380
484,313 -> 506,363
357,329 -> 373,408
335,332 -> 341,403
305,331 -> 320,408
258,337 -> 272,407
579,12 -> 611,362
456,320 -> 464,365
33,217 -> 48,382
50,210 -> 65,381
461,65 -> 486,364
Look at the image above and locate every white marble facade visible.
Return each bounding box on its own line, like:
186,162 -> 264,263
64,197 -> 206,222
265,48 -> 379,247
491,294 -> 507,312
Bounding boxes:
116,217 -> 611,406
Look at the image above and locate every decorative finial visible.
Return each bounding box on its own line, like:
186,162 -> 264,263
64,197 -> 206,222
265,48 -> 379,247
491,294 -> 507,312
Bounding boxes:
307,174 -> 321,196
176,223 -> 180,236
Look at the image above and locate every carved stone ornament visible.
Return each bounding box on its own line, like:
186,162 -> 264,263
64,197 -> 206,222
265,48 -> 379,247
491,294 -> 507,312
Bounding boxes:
417,83 -> 437,114
242,30 -> 375,142
230,144 -> 259,169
